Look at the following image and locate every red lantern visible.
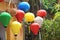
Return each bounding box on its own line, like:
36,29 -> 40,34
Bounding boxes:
30,23 -> 40,35
37,10 -> 47,18
0,0 -> 3,2
15,10 -> 25,22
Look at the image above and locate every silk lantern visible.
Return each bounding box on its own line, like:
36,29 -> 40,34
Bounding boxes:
34,16 -> 43,28
15,10 -> 25,22
0,0 -> 3,2
30,23 -> 40,35
37,10 -> 47,18
17,2 -> 30,12
10,21 -> 22,35
24,12 -> 35,22
0,12 -> 11,28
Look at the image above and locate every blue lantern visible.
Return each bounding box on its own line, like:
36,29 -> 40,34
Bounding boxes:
17,2 -> 30,12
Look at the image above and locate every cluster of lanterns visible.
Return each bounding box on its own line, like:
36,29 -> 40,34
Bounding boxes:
0,1 -> 47,39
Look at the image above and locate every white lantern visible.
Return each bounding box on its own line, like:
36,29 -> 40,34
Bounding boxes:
34,16 -> 43,28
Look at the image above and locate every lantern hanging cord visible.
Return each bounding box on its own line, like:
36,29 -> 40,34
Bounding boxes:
12,0 -> 17,8
8,0 -> 12,8
8,0 -> 17,9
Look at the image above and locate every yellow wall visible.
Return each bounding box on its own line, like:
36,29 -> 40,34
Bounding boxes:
6,17 -> 24,40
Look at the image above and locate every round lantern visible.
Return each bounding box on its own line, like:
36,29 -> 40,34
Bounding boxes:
0,0 -> 3,2
10,21 -> 22,35
34,16 -> 43,28
17,2 -> 30,12
15,10 -> 25,22
30,23 -> 40,35
24,12 -> 35,22
37,10 -> 47,18
0,12 -> 11,28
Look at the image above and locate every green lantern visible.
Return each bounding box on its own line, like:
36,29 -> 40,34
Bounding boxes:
0,12 -> 11,28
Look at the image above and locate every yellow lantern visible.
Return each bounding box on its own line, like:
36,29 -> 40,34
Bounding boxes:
24,12 -> 35,22
10,21 -> 22,35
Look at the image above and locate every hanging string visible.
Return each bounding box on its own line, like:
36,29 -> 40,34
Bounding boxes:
12,0 -> 17,8
8,0 -> 12,9
0,0 -> 17,12
8,0 -> 17,9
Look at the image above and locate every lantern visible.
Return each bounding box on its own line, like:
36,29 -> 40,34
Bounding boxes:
34,16 -> 43,28
30,23 -> 40,35
17,2 -> 30,12
0,12 -> 11,28
10,21 -> 22,35
37,10 -> 47,18
15,10 -> 25,22
24,12 -> 35,22
0,0 -> 3,2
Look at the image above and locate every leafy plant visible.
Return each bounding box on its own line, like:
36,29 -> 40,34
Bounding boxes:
42,0 -> 57,14
41,12 -> 60,40
51,4 -> 60,14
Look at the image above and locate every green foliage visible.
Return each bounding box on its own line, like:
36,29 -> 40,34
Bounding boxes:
54,12 -> 60,20
54,4 -> 60,12
42,0 -> 56,10
42,0 -> 58,14
51,4 -> 60,14
41,12 -> 60,40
